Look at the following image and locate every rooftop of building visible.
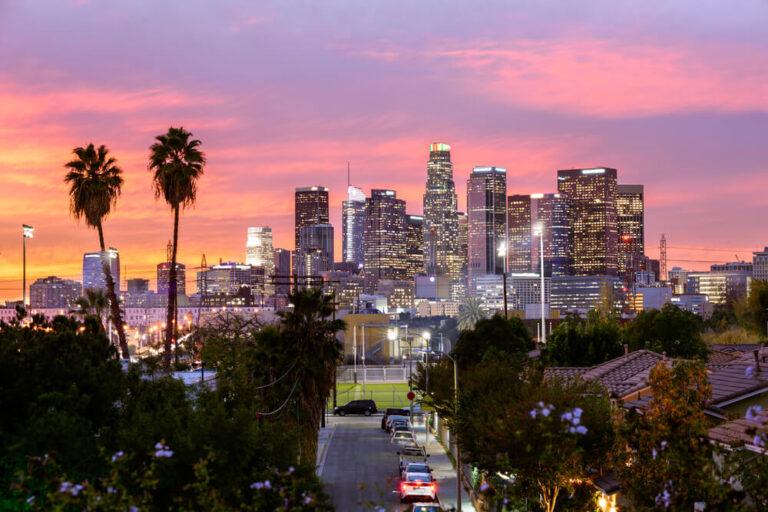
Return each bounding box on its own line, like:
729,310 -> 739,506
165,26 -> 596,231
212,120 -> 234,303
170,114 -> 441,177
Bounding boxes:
708,408 -> 768,448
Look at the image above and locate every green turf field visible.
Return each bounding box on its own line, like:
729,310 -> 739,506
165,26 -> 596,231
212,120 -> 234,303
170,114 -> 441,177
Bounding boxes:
329,382 -> 413,410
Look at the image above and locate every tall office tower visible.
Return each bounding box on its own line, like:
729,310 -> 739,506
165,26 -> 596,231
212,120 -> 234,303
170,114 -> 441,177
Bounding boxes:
246,226 -> 276,274
507,195 -> 532,273
273,248 -> 291,295
457,211 -> 469,277
342,186 -> 366,268
294,186 -> 329,248
82,248 -> 120,295
296,223 -> 335,279
557,167 -> 619,276
754,247 -> 768,281
531,193 -> 569,277
157,262 -> 187,296
364,189 -> 407,291
405,215 -> 425,279
29,276 -> 82,309
617,185 -> 645,284
422,143 -> 459,278
467,166 -> 507,288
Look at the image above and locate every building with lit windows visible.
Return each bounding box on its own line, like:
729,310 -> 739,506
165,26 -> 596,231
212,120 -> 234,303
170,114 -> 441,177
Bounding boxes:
670,294 -> 713,317
467,166 -> 507,290
273,248 -> 291,295
557,168 -> 619,276
342,186 -> 366,268
82,249 -> 120,295
617,184 -> 645,284
507,194 -> 532,273
375,279 -> 415,311
405,215 -> 425,279
668,267 -> 689,294
196,262 -> 265,299
754,247 -> 768,281
550,275 -> 623,314
687,262 -> 752,304
294,186 -> 329,248
422,143 -> 460,279
364,189 -> 407,291
29,276 -> 82,309
507,193 -> 569,277
296,223 -> 334,280
474,273 -> 550,316
157,262 -> 186,296
246,226 -> 275,274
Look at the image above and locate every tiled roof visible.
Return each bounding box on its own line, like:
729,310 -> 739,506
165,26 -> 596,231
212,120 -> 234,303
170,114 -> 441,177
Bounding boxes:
710,344 -> 765,354
709,362 -> 768,406
708,409 -> 768,447
547,350 -> 664,398
707,350 -> 741,367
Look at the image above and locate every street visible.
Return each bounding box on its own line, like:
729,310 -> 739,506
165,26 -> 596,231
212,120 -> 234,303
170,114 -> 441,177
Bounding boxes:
319,415 -> 475,511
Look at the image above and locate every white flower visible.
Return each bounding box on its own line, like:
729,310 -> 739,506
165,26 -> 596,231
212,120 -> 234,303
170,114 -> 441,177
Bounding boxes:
58,481 -> 73,493
111,450 -> 125,462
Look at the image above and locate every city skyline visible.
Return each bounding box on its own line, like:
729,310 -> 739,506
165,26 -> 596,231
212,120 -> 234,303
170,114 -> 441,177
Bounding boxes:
1,1 -> 767,301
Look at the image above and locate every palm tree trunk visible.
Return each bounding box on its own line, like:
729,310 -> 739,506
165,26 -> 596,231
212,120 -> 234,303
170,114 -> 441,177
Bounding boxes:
164,205 -> 180,369
97,222 -> 129,359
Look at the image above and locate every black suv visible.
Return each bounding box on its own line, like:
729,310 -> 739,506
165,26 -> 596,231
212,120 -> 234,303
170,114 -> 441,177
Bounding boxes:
333,400 -> 377,416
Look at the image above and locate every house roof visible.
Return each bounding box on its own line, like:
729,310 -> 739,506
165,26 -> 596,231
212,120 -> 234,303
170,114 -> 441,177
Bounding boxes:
708,409 -> 768,447
547,350 -> 664,398
708,361 -> 768,407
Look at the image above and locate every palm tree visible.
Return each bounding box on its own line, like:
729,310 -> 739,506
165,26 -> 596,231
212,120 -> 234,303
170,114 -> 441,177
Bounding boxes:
64,144 -> 129,359
149,127 -> 205,369
458,296 -> 487,331
278,289 -> 345,462
71,288 -> 109,332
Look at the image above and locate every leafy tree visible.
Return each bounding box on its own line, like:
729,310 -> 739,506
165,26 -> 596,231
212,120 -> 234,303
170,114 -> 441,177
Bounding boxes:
543,311 -> 623,366
71,288 -> 109,331
455,368 -> 615,512
742,279 -> 768,339
623,303 -> 708,359
64,143 -> 129,359
457,296 -> 487,331
620,360 -> 730,510
452,314 -> 533,369
149,126 -> 206,369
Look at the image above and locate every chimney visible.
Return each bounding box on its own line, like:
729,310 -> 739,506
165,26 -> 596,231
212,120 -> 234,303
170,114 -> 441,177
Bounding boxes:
754,350 -> 761,373
624,344 -> 629,357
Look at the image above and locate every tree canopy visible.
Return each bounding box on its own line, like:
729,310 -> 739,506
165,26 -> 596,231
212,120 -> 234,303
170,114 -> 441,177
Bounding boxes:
451,314 -> 533,369
622,303 -> 708,359
544,311 -> 623,366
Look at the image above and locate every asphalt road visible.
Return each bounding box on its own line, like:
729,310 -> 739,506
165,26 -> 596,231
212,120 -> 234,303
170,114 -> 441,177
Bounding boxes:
320,415 -> 403,511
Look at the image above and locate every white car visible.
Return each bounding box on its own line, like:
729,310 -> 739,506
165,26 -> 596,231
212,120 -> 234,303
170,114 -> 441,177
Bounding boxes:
386,415 -> 410,432
391,431 -> 417,446
400,461 -> 431,480
400,472 -> 437,503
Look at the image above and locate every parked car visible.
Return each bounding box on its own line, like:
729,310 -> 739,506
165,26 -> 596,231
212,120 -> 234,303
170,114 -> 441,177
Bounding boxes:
392,422 -> 411,434
410,503 -> 443,512
386,414 -> 410,433
400,461 -> 431,480
391,431 -> 417,446
400,472 -> 437,503
381,408 -> 410,429
333,399 -> 377,416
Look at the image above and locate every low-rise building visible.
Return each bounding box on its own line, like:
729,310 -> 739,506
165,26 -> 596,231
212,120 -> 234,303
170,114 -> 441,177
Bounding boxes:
29,276 -> 82,309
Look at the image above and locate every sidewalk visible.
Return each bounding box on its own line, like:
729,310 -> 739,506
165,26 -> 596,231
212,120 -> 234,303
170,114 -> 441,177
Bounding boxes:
420,428 -> 476,512
316,425 -> 335,477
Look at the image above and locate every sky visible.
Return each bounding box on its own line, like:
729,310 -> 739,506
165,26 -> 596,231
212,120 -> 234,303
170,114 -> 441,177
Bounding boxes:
0,0 -> 767,299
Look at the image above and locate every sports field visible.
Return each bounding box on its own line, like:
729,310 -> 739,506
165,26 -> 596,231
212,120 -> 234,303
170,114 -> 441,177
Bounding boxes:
329,382 -> 413,410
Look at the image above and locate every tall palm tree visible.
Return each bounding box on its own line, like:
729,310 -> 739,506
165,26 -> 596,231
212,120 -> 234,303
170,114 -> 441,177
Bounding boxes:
278,289 -> 345,462
71,288 -> 109,332
64,144 -> 129,359
458,296 -> 487,331
149,127 -> 205,369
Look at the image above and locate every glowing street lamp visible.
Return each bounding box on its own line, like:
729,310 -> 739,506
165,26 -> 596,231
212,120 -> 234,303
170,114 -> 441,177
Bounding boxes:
533,222 -> 546,344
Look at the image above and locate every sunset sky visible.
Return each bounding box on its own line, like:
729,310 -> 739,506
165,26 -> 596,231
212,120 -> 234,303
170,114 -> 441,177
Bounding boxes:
1,1 -> 766,300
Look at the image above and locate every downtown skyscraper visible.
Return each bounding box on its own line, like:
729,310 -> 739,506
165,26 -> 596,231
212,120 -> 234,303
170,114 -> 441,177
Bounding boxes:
467,166 -> 507,288
557,168 -> 619,276
82,248 -> 120,295
617,184 -> 645,283
342,185 -> 366,268
506,193 -> 568,277
294,186 -> 329,248
405,214 -> 425,280
422,143 -> 460,279
364,189 -> 407,291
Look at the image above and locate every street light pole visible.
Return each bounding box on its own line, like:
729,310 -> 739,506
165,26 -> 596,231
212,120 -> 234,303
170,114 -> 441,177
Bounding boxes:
534,222 -> 546,345
22,225 -> 34,307
445,352 -> 461,512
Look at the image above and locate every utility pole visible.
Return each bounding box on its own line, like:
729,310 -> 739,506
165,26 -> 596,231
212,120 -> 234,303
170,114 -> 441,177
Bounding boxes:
659,234 -> 667,282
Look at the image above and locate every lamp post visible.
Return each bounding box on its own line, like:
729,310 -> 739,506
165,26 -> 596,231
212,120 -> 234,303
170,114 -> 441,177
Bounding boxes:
533,222 -> 546,344
445,352 -> 461,512
497,242 -> 508,318
423,330 -> 431,445
22,224 -> 34,307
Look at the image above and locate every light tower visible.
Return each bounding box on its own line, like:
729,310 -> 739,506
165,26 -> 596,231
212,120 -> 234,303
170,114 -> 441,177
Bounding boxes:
659,234 -> 667,281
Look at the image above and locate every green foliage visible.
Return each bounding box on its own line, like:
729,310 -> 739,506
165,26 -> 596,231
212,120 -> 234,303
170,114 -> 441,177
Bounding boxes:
457,297 -> 487,331
622,303 -> 708,359
452,314 -> 533,369
742,279 -> 768,338
619,360 -> 731,510
455,367 -> 615,512
543,311 -> 623,366
0,312 -> 333,509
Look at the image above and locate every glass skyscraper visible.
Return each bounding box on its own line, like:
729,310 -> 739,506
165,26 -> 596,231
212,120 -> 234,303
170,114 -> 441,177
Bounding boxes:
617,184 -> 645,284
507,195 -> 532,273
342,186 -> 366,268
467,166 -> 507,289
364,189 -> 407,291
557,168 -> 619,276
422,143 -> 459,278
294,186 -> 329,248
82,248 -> 120,295
405,214 -> 425,280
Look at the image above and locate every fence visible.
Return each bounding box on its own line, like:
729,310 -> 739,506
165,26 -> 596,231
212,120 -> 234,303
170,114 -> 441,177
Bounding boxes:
335,364 -> 413,383
328,382 -> 413,410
